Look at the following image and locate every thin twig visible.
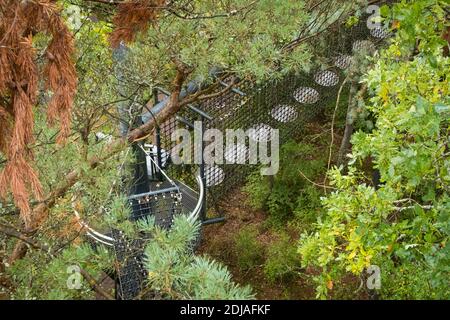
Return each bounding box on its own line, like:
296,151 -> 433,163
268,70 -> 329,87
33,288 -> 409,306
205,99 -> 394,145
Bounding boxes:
324,77 -> 348,193
299,170 -> 336,190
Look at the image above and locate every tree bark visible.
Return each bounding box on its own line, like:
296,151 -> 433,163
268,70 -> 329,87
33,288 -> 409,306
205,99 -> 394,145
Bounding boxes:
337,83 -> 357,165
338,121 -> 354,165
79,267 -> 115,300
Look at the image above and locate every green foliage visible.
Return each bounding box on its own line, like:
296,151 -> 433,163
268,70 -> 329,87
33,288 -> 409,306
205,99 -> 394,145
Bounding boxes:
8,244 -> 112,300
105,196 -> 138,237
241,140 -> 327,289
234,225 -> 265,271
293,185 -> 323,226
120,0 -> 361,91
264,233 -> 301,283
144,216 -> 254,299
244,141 -> 325,226
244,172 -> 272,210
144,0 -> 312,81
298,0 -> 450,299
375,254 -> 450,300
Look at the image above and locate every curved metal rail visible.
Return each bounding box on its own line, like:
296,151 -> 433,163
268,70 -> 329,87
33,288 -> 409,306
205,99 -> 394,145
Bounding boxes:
74,174 -> 205,247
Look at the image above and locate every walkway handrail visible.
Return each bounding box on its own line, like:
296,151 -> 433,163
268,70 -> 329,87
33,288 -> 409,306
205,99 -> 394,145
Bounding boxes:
74,173 -> 205,247
187,174 -> 204,224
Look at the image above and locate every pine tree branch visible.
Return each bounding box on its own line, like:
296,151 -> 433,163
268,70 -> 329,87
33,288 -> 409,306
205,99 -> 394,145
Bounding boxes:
127,58 -> 190,142
0,221 -> 52,254
78,267 -> 115,300
8,62 -> 190,263
0,222 -> 114,299
84,0 -> 125,5
179,77 -> 237,108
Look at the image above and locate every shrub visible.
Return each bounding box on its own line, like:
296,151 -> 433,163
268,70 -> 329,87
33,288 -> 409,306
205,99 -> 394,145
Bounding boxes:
234,225 -> 265,271
264,233 -> 301,282
245,141 -> 326,225
293,185 -> 324,229
298,0 -> 450,299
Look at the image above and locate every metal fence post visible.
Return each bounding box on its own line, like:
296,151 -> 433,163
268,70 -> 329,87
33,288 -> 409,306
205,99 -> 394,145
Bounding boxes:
199,115 -> 207,222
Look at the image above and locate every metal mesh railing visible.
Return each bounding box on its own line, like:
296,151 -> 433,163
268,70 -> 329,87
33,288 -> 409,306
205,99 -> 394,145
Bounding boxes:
147,9 -> 393,217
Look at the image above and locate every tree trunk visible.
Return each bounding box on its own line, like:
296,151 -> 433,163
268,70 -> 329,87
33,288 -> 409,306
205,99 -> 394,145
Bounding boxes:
338,121 -> 354,165
338,83 -> 357,165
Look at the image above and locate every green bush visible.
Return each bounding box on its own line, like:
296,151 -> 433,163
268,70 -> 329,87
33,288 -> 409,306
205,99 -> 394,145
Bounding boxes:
244,141 -> 326,225
374,248 -> 450,300
264,233 -> 301,282
293,185 -> 324,229
298,0 -> 450,299
244,173 -> 272,210
234,225 -> 265,271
